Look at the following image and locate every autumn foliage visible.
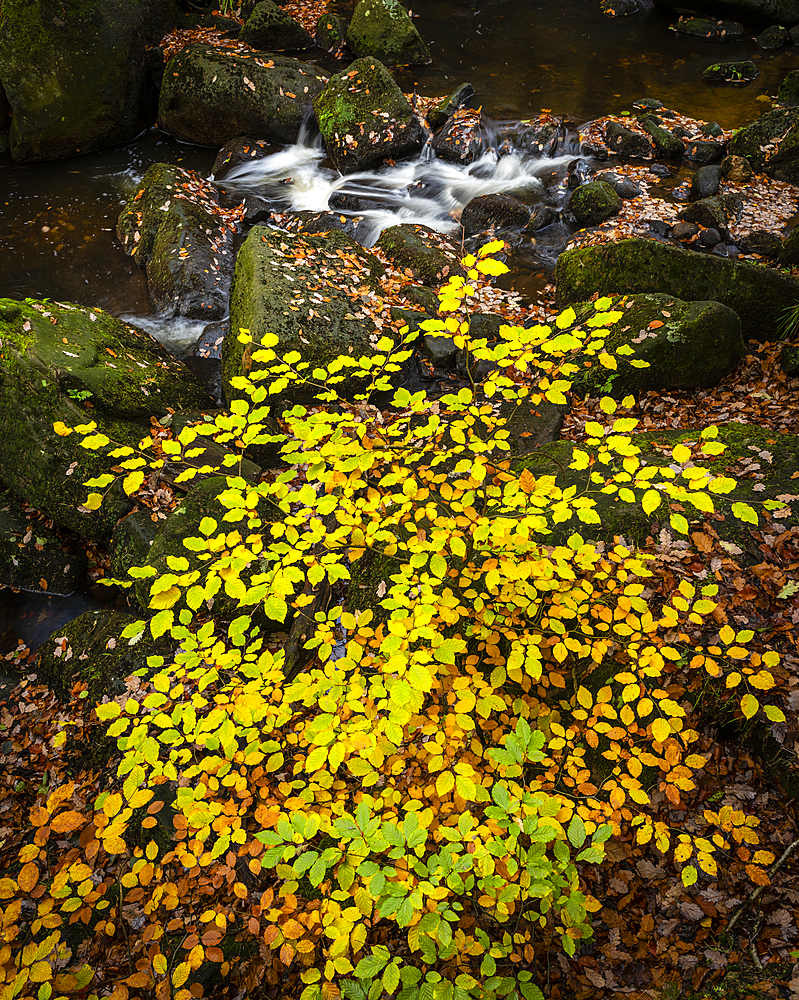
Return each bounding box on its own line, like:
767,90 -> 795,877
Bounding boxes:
1,242 -> 788,1000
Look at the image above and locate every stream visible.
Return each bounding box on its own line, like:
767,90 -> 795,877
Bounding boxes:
1,0 -> 798,665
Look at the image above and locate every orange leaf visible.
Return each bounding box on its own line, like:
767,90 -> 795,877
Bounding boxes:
609,787 -> 625,810
29,806 -> 50,827
279,942 -> 295,967
17,862 -> 39,893
281,919 -> 304,940
50,810 -> 86,833
745,864 -> 770,886
647,320 -> 664,329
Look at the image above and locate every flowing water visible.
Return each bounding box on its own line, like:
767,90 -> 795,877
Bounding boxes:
1,0 -> 798,658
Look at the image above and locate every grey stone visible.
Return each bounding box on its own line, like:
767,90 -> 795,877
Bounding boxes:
569,180 -> 622,225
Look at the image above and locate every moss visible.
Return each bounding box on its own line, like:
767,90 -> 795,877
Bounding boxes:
376,224 -> 463,286
346,0 -> 431,65
729,106 -> 799,181
569,181 -> 621,225
239,0 -> 314,50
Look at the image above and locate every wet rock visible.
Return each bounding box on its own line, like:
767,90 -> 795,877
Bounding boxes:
778,68 -> 799,103
511,115 -> 562,156
36,610 -> 173,701
313,57 -> 424,173
569,180 -> 621,225
654,0 -> 799,26
241,194 -> 274,225
720,153 -> 752,181
739,230 -> 783,257
212,136 -> 279,181
781,344 -> 799,376
604,120 -> 653,158
556,237 -> 799,342
195,320 -> 228,360
782,226 -> 799,263
316,12 -> 347,50
701,121 -> 724,138
699,227 -> 722,246
691,163 -> 722,197
639,116 -> 685,159
158,43 -> 327,147
649,219 -> 672,237
674,16 -> 744,37
110,508 -> 159,580
431,109 -> 485,163
226,225 -> 395,406
526,204 -> 559,231
461,193 -> 532,234
426,83 -> 475,130
677,193 -> 740,236
702,60 -> 759,84
117,163 -> 232,319
671,222 -> 699,240
566,293 -> 744,398
757,24 -> 788,47
0,297 -> 211,541
729,107 -> 799,182
600,0 -> 639,15
567,158 -> 594,187
347,0 -> 431,65
0,0 -> 179,163
0,491 -> 87,595
632,97 -> 664,111
791,23 -> 799,41
684,138 -> 725,162
376,224 -> 463,285
712,243 -> 729,256
280,210 -> 369,243
648,163 -> 672,177
240,0 -> 315,50
421,334 -> 458,369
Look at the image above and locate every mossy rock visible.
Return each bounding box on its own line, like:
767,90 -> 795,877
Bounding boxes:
0,298 -> 211,540
654,0 -> 799,25
677,193 -> 741,235
376,224 -> 463,285
0,490 -> 87,595
315,13 -> 347,50
158,43 -> 327,147
0,0 -> 181,163
346,0 -> 431,65
728,106 -> 799,182
604,121 -> 653,158
569,181 -> 621,225
133,476 -> 286,627
461,193 -> 532,234
566,293 -> 744,397
240,0 -> 315,51
674,16 -> 744,37
36,609 -> 174,701
226,225 -> 396,406
110,508 -> 159,580
312,56 -> 424,173
117,163 -> 233,319
639,115 -> 684,158
779,68 -> 799,103
426,82 -> 474,130
555,237 -> 799,341
702,60 -> 759,83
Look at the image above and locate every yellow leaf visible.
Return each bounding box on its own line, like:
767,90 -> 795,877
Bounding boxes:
672,443 -> 691,463
740,693 -> 758,719
122,470 -> 146,495
154,955 -> 168,976
674,842 -> 692,863
681,865 -> 698,887
436,772 -> 455,797
28,962 -> 53,983
651,718 -> 670,743
172,963 -> 191,989
53,421 -> 73,437
642,489 -> 661,516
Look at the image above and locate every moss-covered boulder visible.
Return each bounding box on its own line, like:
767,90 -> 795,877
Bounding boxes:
0,297 -> 212,540
569,181 -> 621,225
728,107 -> 799,182
702,60 -> 759,83
133,477 -> 285,627
781,225 -> 799,264
677,193 -> 741,236
778,69 -> 799,104
316,13 -> 347,51
555,237 -> 799,341
461,194 -> 532,234
36,610 -> 173,701
566,293 -> 744,397
226,226 -> 394,406
110,508 -> 159,581
158,43 -> 327,147
240,1 -> 315,51
117,163 -> 233,319
0,0 -> 179,163
426,83 -> 474,130
654,0 -> 799,25
376,224 -> 463,284
639,116 -> 685,158
674,16 -> 744,37
0,491 -> 87,595
604,121 -> 653,158
346,0 -> 431,65
312,57 -> 424,173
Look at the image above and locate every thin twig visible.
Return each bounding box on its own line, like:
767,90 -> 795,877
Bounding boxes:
726,836 -> 799,934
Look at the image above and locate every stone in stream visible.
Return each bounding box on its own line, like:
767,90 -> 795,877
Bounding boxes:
671,221 -> 699,240
376,224 -> 464,285
460,194 -> 533,234
702,60 -> 759,84
555,237 -> 799,341
639,116 -> 685,159
426,83 -> 475,130
684,138 -> 725,162
691,164 -> 722,197
239,0 -> 315,51
729,107 -> 799,182
739,230 -> 783,257
654,0 -> 799,25
674,16 -> 744,37
565,293 -> 744,398
315,12 -> 347,51
525,204 -> 559,231
791,23 -> 799,40
346,0 -> 431,65
116,163 -> 233,320
604,121 -> 653,158
757,24 -> 788,47
778,69 -> 799,103
158,44 -> 327,147
781,226 -> 799,264
431,109 -> 485,163
600,0 -> 639,16
0,297 -> 212,542
720,153 -> 752,181
313,57 -> 425,173
0,0 -> 180,162
569,180 -> 621,225
211,137 -> 280,181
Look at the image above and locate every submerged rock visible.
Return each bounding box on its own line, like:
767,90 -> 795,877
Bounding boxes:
240,0 -> 315,51
376,224 -> 463,285
569,180 -> 621,225
654,0 -> 799,26
674,16 -> 744,38
313,57 -> 424,173
0,0 -> 179,162
526,204 -> 559,231
555,237 -> 799,341
567,293 -> 744,398
461,194 -> 532,234
702,60 -> 759,83
158,43 -> 327,147
729,107 -> 799,181
211,136 -> 279,181
0,298 -> 211,540
117,163 -> 234,319
346,0 -> 431,65
757,23 -> 788,47
226,226 -> 395,406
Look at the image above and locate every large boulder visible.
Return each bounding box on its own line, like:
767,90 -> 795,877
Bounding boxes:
117,163 -> 234,319
555,237 -> 799,341
239,1 -> 315,51
226,226 -> 393,406
158,43 -> 327,147
312,57 -> 424,173
346,0 -> 431,65
375,224 -> 463,285
0,0 -> 179,162
728,107 -> 799,182
654,0 -> 799,24
0,297 -> 212,541
566,293 -> 745,397
461,194 -> 532,234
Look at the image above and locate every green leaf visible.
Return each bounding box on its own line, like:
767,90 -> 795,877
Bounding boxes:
383,963 -> 400,995
731,501 -> 758,525
567,814 -> 586,848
